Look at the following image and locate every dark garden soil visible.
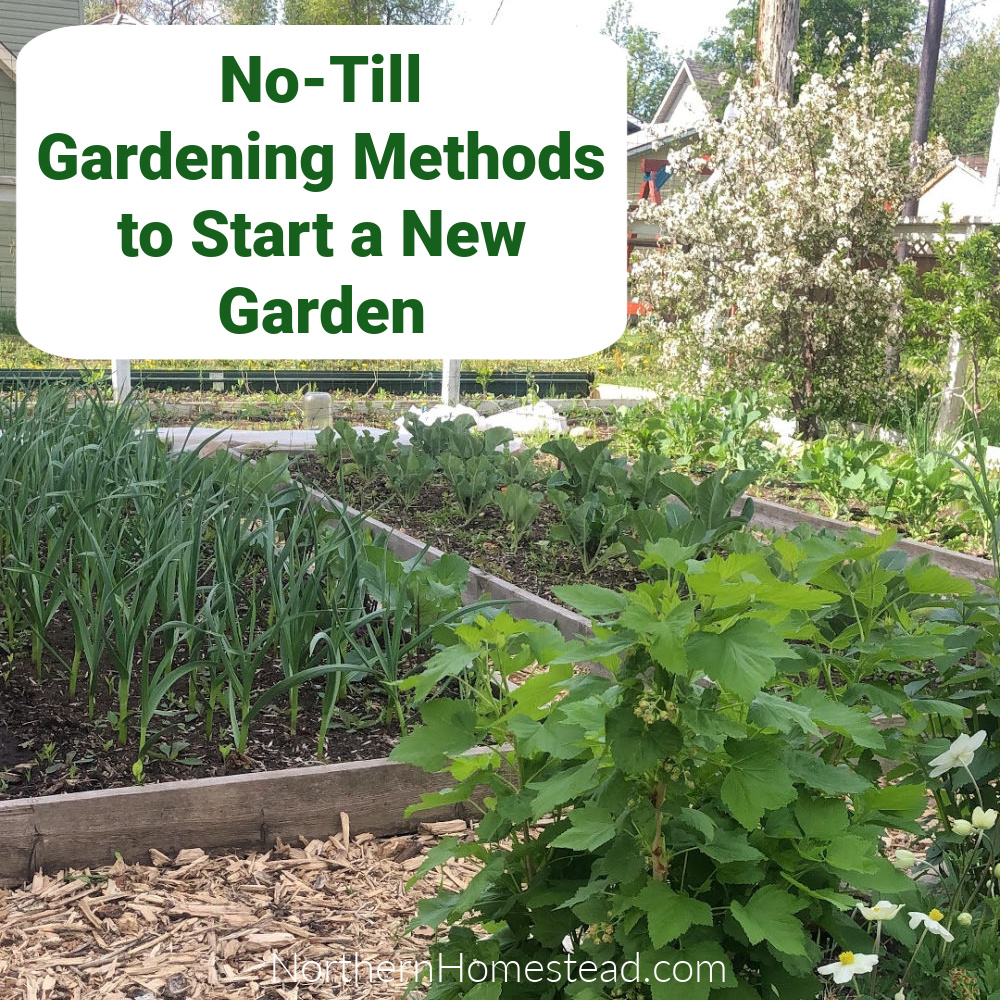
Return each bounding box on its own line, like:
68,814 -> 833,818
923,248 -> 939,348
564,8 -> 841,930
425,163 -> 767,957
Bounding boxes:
291,456 -> 646,606
0,612 -> 400,801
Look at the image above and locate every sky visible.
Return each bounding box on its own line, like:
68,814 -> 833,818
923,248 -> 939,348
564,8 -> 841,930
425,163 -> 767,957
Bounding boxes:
451,0 -> 1000,56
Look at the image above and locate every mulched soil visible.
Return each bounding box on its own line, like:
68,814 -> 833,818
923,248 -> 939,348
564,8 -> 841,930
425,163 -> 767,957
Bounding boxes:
291,456 -> 646,606
0,819 -> 477,1000
0,615 -> 399,801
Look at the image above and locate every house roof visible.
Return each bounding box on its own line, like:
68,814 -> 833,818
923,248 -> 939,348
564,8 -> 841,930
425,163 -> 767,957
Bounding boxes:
627,58 -> 727,159
651,58 -> 728,127
0,41 -> 15,82
958,154 -> 988,177
922,156 -> 989,195
627,112 -> 643,135
627,125 -> 697,158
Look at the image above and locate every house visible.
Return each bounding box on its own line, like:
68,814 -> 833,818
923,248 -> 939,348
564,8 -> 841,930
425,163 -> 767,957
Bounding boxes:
626,58 -> 727,204
0,1 -> 85,316
917,87 -> 1000,224
918,156 -> 993,222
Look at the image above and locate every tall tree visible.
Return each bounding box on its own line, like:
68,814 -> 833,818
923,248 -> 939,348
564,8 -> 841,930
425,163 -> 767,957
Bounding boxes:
283,0 -> 451,24
603,0 -> 631,45
630,49 -> 944,437
931,24 -> 1000,153
602,2 -> 677,120
226,0 -> 279,23
700,0 -> 920,73
86,0 -> 223,23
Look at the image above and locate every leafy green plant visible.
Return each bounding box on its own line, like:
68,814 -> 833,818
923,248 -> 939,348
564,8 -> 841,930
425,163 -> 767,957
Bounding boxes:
504,446 -> 546,488
338,546 -> 488,730
950,428 -> 1000,578
613,391 -> 778,472
391,525 -> 963,1000
441,453 -> 506,522
625,468 -> 757,564
548,489 -> 628,575
795,433 -> 896,516
541,437 -> 626,503
494,484 -> 542,553
873,450 -> 959,536
317,420 -> 394,506
625,450 -> 674,509
402,413 -> 478,460
385,445 -> 437,504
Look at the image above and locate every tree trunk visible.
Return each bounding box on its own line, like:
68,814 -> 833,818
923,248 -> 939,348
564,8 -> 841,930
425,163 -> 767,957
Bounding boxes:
934,327 -> 969,444
756,0 -> 801,98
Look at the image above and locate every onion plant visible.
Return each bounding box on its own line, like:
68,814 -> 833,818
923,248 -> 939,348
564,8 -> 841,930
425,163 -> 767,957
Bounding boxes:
0,385 -> 497,770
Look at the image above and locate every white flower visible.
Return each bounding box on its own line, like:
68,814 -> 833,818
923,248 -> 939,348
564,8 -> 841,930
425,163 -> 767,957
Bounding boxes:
951,819 -> 975,837
857,900 -> 903,921
972,806 -> 997,830
817,951 -> 879,984
908,909 -> 954,942
894,992 -> 905,1000
928,731 -> 987,778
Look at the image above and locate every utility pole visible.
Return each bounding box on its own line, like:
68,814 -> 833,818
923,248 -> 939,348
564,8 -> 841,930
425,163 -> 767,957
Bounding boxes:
890,0 -> 947,375
901,0 -> 947,221
756,0 -> 801,97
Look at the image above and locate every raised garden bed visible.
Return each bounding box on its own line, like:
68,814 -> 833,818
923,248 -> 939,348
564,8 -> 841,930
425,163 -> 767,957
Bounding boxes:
2,402 -> 993,889
290,451 -> 996,606
3,397 -> 998,1000
0,401 -> 597,886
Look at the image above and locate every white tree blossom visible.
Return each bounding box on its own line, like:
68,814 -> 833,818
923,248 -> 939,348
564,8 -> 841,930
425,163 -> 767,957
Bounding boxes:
630,48 -> 948,436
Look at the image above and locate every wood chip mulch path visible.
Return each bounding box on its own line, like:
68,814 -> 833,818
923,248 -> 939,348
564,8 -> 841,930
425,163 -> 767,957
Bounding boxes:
0,818 -> 476,1000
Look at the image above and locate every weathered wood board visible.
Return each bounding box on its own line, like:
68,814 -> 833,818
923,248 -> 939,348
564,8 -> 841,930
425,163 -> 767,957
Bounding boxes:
0,756 -> 461,887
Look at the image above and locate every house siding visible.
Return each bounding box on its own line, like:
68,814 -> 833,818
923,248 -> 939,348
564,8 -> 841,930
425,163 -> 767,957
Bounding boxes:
627,157 -> 643,202
0,0 -> 83,56
0,72 -> 13,175
0,1 -> 84,316
0,200 -> 14,314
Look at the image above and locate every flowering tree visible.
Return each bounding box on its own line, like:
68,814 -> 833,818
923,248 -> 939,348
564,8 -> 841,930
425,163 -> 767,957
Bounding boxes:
630,43 -> 947,437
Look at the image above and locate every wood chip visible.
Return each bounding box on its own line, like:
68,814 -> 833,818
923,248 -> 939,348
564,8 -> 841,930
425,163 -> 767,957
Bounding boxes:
173,848 -> 207,865
0,830 -> 477,999
419,820 -> 468,836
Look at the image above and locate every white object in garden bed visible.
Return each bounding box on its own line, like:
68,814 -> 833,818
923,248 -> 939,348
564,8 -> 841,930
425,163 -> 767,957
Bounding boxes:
593,383 -> 659,400
154,427 -> 328,453
481,400 -> 568,435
